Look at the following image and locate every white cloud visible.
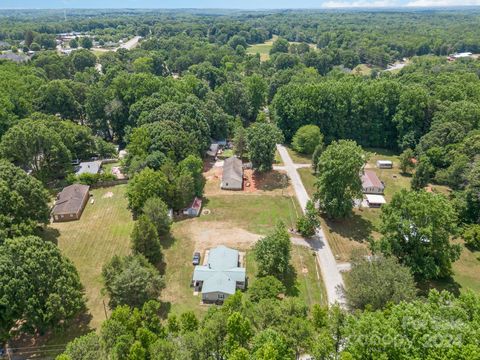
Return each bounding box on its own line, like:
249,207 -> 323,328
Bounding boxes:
322,0 -> 399,8
406,0 -> 480,5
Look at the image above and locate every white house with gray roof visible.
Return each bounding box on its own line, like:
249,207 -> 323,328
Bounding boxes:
192,245 -> 246,303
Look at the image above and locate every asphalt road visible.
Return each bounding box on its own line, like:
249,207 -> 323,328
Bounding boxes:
276,144 -> 345,307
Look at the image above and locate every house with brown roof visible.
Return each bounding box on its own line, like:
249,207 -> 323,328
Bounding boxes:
361,170 -> 384,194
52,184 -> 90,222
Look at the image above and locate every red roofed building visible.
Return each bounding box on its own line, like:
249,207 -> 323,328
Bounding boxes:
361,170 -> 385,194
184,197 -> 203,217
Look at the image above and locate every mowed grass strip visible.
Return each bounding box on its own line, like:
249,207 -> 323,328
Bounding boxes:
291,245 -> 326,307
52,185 -> 134,328
200,194 -> 300,235
286,146 -> 313,164
161,221 -> 209,316
453,240 -> 480,293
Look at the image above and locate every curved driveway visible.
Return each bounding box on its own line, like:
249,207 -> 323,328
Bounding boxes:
276,144 -> 345,307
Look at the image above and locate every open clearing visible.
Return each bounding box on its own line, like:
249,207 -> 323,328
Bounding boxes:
51,185 -> 134,329
246,35 -> 317,62
246,35 -> 277,61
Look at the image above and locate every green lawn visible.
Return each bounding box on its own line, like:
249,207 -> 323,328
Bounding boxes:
246,35 -> 277,61
286,146 -> 313,164
52,185 -> 134,329
298,167 -> 316,198
102,161 -> 121,174
160,221 -> 209,317
353,64 -> 373,76
453,241 -> 480,293
199,194 -> 301,235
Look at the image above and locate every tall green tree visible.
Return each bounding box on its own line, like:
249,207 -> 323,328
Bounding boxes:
399,148 -> 415,174
314,140 -> 365,218
102,255 -> 164,309
296,200 -> 320,237
0,236 -> 85,344
0,160 -> 50,240
142,197 -> 171,236
246,122 -> 283,172
233,126 -> 247,158
244,74 -> 267,121
254,222 -> 291,280
292,125 -> 324,155
379,189 -> 461,280
344,256 -> 417,310
131,215 -> 162,265
71,49 -> 97,72
0,118 -> 71,181
127,168 -> 169,215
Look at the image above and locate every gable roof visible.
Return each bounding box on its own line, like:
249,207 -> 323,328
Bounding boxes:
202,273 -> 237,295
52,184 -> 90,215
192,245 -> 245,294
222,156 -> 243,183
0,53 -> 28,63
362,170 -> 384,189
75,161 -> 102,176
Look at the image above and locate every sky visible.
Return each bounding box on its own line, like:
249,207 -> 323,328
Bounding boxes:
1,0 -> 480,9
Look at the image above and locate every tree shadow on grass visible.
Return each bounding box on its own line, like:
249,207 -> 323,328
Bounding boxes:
160,233 -> 176,250
158,301 -> 172,319
36,226 -> 61,245
323,213 -> 374,243
252,170 -> 290,192
9,311 -> 93,359
284,265 -> 299,297
417,277 -> 461,297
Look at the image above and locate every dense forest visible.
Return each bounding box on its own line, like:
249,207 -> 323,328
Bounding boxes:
0,8 -> 480,360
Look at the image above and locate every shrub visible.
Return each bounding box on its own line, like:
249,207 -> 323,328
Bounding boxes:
464,224 -> 480,250
292,125 -> 324,155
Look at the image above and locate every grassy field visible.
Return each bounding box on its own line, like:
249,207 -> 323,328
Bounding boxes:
452,241 -> 480,293
353,64 -> 373,76
246,35 -> 317,62
199,194 -> 301,235
246,35 -> 277,61
51,185 -> 134,329
287,146 -> 313,164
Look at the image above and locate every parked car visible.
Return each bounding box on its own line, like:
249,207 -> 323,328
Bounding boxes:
192,252 -> 201,265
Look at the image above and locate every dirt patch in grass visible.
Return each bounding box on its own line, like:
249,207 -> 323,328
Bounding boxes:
102,191 -> 114,198
183,220 -> 261,254
204,163 -> 293,197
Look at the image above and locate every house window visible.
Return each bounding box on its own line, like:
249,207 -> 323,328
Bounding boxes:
218,294 -> 225,300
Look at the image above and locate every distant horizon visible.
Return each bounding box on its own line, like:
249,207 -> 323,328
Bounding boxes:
1,0 -> 480,10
